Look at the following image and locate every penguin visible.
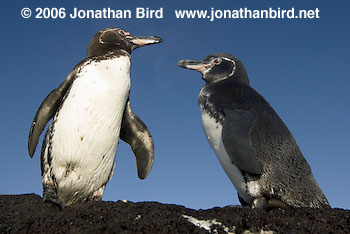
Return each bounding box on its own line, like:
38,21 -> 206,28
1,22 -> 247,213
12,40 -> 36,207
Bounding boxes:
28,28 -> 162,207
178,53 -> 330,209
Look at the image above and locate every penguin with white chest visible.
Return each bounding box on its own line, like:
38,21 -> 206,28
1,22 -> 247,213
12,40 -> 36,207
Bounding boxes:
178,53 -> 330,209
28,28 -> 162,207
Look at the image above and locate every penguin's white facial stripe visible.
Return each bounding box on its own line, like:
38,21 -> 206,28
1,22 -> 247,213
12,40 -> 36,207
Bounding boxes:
209,56 -> 236,75
202,56 -> 237,83
221,57 -> 236,77
99,36 -> 105,44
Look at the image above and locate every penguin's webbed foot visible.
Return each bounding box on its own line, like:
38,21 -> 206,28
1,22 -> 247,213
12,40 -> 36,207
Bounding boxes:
252,197 -> 268,210
252,197 -> 290,210
43,186 -> 65,209
267,198 -> 290,210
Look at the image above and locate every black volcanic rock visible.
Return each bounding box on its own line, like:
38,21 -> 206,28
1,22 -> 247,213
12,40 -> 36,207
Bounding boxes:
0,194 -> 349,234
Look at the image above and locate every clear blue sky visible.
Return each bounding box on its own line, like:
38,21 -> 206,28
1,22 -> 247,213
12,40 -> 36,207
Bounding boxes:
1,0 -> 349,210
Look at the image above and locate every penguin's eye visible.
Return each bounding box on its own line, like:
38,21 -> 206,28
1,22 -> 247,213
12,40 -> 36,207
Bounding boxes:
212,58 -> 222,65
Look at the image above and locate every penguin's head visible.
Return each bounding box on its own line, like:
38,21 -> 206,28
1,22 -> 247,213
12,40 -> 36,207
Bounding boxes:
87,28 -> 162,57
178,53 -> 249,85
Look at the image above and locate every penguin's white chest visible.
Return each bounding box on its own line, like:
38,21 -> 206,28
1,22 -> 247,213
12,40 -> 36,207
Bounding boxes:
200,106 -> 255,204
49,56 -> 131,202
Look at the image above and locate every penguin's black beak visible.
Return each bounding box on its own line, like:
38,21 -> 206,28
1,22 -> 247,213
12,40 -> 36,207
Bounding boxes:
178,59 -> 210,74
129,35 -> 162,50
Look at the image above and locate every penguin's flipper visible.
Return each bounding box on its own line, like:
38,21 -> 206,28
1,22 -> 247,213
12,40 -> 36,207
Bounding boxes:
222,109 -> 263,175
28,69 -> 77,158
120,101 -> 154,179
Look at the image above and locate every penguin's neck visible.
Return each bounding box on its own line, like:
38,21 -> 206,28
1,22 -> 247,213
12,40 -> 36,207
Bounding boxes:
88,49 -> 131,60
204,74 -> 250,87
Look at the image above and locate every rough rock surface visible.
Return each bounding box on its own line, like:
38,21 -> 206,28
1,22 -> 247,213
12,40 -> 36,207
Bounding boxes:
0,194 -> 349,234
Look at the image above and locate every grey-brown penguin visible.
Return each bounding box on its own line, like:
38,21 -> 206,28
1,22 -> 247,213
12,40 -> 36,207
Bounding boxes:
178,53 -> 330,209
